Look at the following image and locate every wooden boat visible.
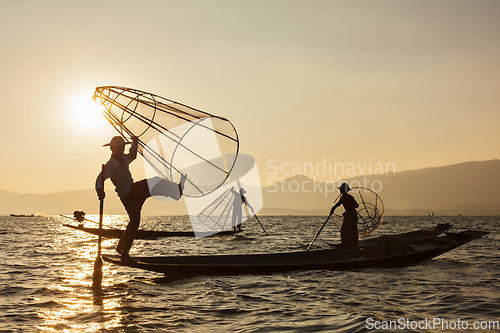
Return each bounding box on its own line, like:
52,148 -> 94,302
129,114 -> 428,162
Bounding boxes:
63,224 -> 242,239
102,224 -> 488,276
328,223 -> 451,247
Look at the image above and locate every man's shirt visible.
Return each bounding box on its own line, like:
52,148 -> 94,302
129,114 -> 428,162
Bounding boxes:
95,141 -> 138,198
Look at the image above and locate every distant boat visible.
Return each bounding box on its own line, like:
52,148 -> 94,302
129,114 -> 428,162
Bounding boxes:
60,213 -> 241,239
10,214 -> 35,217
102,223 -> 488,276
62,224 -> 242,239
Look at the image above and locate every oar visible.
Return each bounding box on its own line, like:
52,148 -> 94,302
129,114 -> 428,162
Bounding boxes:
247,204 -> 267,235
92,164 -> 105,290
307,213 -> 333,251
241,195 -> 267,235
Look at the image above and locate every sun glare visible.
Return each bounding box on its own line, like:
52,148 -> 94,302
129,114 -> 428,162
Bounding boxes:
69,92 -> 108,132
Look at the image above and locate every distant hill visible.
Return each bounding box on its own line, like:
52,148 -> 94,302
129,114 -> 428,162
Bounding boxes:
261,159 -> 500,215
1,159 -> 499,216
0,189 -> 187,216
0,189 -> 18,196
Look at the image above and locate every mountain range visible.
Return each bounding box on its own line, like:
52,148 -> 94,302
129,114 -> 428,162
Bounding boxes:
261,159 -> 500,215
1,159 -> 499,216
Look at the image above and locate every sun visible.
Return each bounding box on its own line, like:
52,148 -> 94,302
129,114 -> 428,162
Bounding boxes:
68,91 -> 108,132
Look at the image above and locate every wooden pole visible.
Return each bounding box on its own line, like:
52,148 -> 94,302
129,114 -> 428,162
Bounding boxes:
307,213 -> 333,251
92,164 -> 105,290
247,203 -> 267,235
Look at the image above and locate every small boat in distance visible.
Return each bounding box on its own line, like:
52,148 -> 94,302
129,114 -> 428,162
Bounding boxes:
102,223 -> 488,276
61,213 -> 243,239
10,214 -> 35,217
63,223 -> 242,239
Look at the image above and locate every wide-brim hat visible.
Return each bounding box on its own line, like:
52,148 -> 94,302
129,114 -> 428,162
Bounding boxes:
338,183 -> 351,192
103,136 -> 131,147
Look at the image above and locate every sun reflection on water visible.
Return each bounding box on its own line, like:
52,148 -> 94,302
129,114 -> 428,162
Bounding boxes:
36,296 -> 127,332
35,215 -> 131,331
2,215 -> 498,332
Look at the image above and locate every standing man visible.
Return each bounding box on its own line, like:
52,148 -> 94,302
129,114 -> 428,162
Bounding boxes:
330,183 -> 359,246
230,187 -> 249,231
96,135 -> 186,262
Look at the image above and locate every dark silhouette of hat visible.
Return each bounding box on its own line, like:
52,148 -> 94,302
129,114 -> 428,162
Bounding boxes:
103,136 -> 131,147
338,183 -> 351,192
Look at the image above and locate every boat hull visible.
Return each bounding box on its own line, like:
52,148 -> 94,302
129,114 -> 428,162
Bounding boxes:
102,229 -> 488,276
63,224 -> 241,239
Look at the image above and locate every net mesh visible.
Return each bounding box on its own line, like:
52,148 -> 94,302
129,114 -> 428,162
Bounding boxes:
93,86 -> 239,197
332,187 -> 384,238
196,187 -> 240,232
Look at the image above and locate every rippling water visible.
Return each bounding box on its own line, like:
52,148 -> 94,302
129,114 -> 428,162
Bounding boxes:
0,215 -> 498,332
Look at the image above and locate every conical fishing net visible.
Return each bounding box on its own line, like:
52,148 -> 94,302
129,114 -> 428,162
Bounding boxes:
93,86 -> 239,198
332,187 -> 384,237
195,187 -> 246,232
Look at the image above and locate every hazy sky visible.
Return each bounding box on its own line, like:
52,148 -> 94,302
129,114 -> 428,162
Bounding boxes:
1,0 -> 499,194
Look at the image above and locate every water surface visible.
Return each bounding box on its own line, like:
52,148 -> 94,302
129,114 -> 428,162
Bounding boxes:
0,215 -> 498,332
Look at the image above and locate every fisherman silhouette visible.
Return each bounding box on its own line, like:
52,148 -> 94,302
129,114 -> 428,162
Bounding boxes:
330,183 -> 359,246
96,135 -> 186,262
231,187 -> 249,231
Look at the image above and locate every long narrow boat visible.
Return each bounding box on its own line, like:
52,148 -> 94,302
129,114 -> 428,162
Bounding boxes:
63,224 -> 242,239
102,224 -> 488,276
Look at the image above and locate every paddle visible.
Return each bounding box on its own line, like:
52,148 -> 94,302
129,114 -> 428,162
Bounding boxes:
243,197 -> 268,235
92,164 -> 105,290
307,212 -> 333,251
247,203 -> 268,235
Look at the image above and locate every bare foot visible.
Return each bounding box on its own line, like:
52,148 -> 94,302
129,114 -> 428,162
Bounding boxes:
179,173 -> 187,195
121,253 -> 137,264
